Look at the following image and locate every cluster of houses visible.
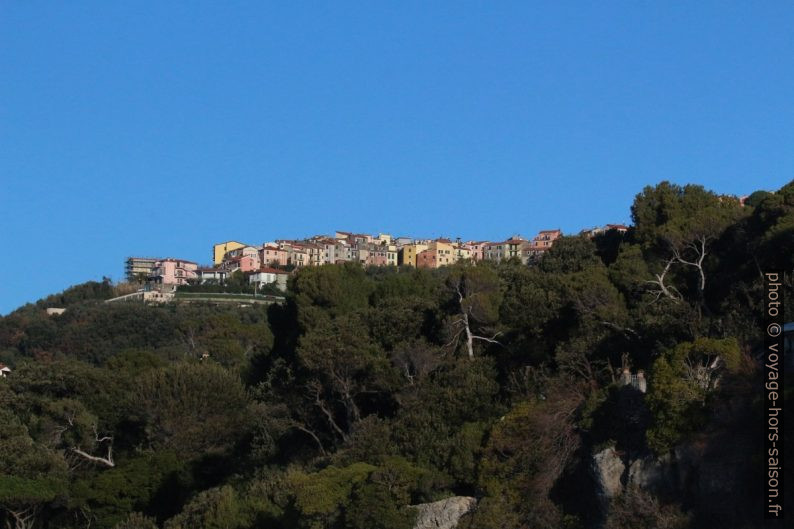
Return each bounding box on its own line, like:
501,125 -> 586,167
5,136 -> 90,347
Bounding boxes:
125,225 -> 629,291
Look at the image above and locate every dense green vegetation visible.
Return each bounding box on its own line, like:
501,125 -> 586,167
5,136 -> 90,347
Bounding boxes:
1,181 -> 792,529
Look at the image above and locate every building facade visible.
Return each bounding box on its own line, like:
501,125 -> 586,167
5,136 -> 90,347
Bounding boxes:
416,241 -> 455,268
213,241 -> 247,266
399,243 -> 428,267
125,257 -> 160,282
249,267 -> 290,291
150,259 -> 198,285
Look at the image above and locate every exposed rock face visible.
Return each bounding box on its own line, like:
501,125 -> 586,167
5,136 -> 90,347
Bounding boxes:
627,453 -> 676,493
590,406 -> 755,525
593,446 -> 683,503
592,438 -> 750,524
592,447 -> 625,500
412,496 -> 477,529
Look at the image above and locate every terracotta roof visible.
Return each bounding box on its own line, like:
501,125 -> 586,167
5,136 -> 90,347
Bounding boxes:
159,258 -> 198,265
257,267 -> 290,274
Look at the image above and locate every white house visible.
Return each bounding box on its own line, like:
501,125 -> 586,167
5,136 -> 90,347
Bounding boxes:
196,267 -> 228,284
249,267 -> 289,291
0,363 -> 11,377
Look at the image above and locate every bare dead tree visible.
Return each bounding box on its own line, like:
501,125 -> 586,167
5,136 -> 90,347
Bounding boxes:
3,505 -> 39,529
682,351 -> 724,391
184,326 -> 198,354
644,256 -> 682,304
671,234 -> 710,294
506,364 -> 551,399
446,279 -> 502,359
70,425 -> 114,468
289,423 -> 328,456
390,342 -> 443,387
75,506 -> 96,529
328,365 -> 361,426
557,348 -> 603,389
307,380 -> 349,443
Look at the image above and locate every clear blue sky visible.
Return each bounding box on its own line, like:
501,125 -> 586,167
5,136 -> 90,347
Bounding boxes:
1,2 -> 793,314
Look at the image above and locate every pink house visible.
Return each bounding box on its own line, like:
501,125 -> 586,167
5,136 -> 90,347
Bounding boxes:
366,248 -> 391,267
224,255 -> 259,273
464,241 -> 488,261
150,259 -> 198,285
223,245 -> 261,269
523,229 -> 563,261
261,245 -> 288,267
531,229 -> 562,249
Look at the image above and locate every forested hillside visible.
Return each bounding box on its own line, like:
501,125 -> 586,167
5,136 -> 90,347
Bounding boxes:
1,181 -> 792,529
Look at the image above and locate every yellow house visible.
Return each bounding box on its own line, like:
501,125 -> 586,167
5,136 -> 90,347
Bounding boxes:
212,241 -> 247,266
432,240 -> 455,267
416,240 -> 455,268
399,243 -> 428,267
453,245 -> 472,261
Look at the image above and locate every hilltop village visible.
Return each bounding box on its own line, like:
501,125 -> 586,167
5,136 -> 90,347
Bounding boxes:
125,225 -> 628,293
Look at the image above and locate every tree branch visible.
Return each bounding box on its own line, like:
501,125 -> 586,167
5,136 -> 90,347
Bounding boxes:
644,256 -> 682,303
290,424 -> 328,456
70,446 -> 114,468
307,381 -> 348,442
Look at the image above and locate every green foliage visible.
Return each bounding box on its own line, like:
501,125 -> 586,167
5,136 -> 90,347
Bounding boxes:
164,485 -> 250,529
634,183 -> 741,247
0,407 -> 68,527
138,363 -> 251,456
291,263 -> 374,324
0,475 -> 65,504
540,235 -> 601,274
345,481 -> 415,529
71,451 -> 184,528
278,460 -> 423,529
112,512 -> 158,529
0,408 -> 68,480
608,244 -> 650,298
743,189 -> 772,208
287,463 -> 377,529
447,264 -> 503,325
471,382 -> 584,529
35,279 -> 116,309
646,337 -> 741,454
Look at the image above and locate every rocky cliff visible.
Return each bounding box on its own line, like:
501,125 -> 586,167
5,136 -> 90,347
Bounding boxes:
411,497 -> 477,529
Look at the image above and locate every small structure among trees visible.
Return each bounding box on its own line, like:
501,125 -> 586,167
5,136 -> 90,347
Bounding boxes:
618,367 -> 647,393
